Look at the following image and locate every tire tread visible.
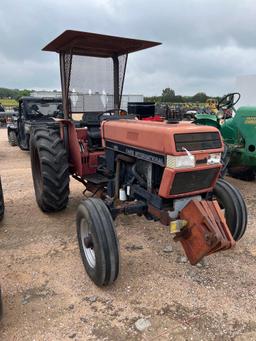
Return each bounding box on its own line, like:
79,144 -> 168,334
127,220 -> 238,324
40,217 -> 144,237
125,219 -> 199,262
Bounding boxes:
30,128 -> 69,212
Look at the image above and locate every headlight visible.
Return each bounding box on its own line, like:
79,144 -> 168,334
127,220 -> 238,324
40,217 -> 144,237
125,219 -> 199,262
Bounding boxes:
207,153 -> 221,165
167,155 -> 195,169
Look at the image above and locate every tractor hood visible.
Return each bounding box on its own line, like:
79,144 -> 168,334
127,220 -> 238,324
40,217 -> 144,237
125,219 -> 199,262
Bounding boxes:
101,120 -> 223,156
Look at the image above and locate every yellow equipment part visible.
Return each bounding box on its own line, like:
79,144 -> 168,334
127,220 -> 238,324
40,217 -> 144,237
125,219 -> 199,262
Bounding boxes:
170,220 -> 188,234
206,98 -> 218,113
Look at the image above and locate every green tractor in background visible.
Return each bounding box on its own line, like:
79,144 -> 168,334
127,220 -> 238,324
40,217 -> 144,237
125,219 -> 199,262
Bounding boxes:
194,92 -> 256,180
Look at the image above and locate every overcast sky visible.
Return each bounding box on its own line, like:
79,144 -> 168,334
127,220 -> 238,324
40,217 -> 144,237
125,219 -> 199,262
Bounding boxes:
0,0 -> 256,96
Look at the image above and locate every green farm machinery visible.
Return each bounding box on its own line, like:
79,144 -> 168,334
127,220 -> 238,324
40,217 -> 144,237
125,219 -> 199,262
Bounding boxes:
193,93 -> 256,180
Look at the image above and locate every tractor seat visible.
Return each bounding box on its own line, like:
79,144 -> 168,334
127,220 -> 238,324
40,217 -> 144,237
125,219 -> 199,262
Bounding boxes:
82,112 -> 103,150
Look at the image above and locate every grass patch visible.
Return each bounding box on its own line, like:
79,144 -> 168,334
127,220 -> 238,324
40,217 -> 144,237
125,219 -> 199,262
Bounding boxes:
0,98 -> 18,106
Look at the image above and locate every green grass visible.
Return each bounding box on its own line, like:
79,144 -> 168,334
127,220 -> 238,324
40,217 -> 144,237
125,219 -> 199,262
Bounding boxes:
0,98 -> 18,107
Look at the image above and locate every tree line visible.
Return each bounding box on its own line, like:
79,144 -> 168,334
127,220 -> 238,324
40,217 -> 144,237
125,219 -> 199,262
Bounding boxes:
0,88 -> 31,100
145,88 -> 220,103
0,86 -> 220,104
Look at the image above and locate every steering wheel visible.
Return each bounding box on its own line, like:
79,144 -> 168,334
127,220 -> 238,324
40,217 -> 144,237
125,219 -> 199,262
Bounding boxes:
29,104 -> 44,117
217,92 -> 240,110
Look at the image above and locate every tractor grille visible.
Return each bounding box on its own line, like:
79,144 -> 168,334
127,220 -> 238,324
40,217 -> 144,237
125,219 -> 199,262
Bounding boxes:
170,168 -> 219,195
174,132 -> 221,152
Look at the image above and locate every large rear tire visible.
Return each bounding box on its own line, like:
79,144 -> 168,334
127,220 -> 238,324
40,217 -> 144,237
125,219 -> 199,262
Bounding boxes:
76,198 -> 119,287
0,178 -> 4,221
8,130 -> 18,146
213,179 -> 247,241
228,167 -> 255,181
30,127 -> 70,212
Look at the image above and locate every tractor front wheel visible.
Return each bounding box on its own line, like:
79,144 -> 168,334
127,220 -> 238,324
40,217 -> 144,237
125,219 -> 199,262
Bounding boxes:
8,131 -> 18,146
213,179 -> 247,241
0,178 -> 4,221
76,198 -> 119,287
30,127 -> 70,212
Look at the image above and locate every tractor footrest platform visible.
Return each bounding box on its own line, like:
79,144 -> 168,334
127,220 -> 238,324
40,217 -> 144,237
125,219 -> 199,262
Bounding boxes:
174,200 -> 235,265
85,173 -> 109,184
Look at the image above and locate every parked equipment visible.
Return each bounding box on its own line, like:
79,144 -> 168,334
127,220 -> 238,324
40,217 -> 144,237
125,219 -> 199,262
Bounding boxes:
194,93 -> 256,179
0,111 -> 14,127
30,31 -> 247,286
7,112 -> 18,146
8,97 -> 63,150
128,102 -> 155,119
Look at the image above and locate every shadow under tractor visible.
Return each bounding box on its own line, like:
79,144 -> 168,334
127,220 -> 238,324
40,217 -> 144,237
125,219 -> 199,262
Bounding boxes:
30,30 -> 247,286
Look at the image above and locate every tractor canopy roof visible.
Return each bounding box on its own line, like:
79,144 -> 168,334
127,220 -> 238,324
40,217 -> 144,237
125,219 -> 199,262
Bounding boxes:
42,30 -> 161,118
42,30 -> 161,57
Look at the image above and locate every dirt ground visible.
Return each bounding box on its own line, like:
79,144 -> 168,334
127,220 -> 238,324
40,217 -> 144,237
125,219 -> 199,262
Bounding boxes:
0,128 -> 256,341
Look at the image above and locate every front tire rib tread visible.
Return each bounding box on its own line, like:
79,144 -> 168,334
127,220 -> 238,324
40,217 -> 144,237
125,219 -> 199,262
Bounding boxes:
77,198 -> 119,286
213,179 -> 247,241
217,179 -> 247,240
90,199 -> 119,284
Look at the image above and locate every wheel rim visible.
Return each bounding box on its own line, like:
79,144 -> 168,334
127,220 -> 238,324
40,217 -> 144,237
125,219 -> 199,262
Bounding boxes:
80,218 -> 96,269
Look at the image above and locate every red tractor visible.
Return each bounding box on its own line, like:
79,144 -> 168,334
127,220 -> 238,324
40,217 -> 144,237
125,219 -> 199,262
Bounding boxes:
30,31 -> 247,286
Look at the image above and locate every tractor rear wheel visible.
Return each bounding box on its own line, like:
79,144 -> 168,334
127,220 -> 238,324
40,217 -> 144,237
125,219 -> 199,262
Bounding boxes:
8,131 -> 18,146
213,179 -> 247,241
76,198 -> 119,287
228,167 -> 255,181
30,127 -> 70,212
0,178 -> 4,221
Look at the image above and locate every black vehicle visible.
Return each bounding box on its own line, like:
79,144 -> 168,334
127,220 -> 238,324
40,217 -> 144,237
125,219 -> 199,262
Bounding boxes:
0,103 -> 5,126
13,97 -> 63,150
7,112 -> 18,146
0,103 -> 17,127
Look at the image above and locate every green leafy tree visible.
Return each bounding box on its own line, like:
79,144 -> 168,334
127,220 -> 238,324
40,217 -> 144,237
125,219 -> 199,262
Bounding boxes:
174,95 -> 184,103
17,89 -> 31,99
0,87 -> 31,100
161,88 -> 175,102
192,92 -> 208,103
144,96 -> 161,102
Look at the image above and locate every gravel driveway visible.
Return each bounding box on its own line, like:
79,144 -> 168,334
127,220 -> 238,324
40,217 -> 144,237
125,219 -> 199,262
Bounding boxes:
0,128 -> 255,341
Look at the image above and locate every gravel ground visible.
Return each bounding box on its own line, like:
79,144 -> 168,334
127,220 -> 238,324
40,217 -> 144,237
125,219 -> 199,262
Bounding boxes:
0,128 -> 256,341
